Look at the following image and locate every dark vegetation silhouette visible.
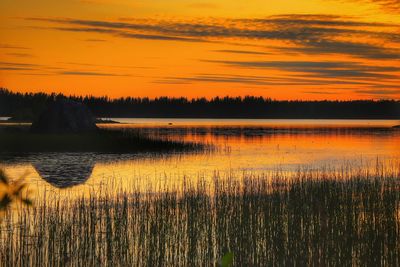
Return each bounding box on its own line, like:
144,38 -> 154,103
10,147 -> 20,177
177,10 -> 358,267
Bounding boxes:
0,170 -> 32,218
30,98 -> 98,133
1,88 -> 399,119
0,129 -> 205,153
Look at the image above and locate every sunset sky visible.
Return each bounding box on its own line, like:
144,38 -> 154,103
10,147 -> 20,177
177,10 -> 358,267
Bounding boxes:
1,0 -> 400,100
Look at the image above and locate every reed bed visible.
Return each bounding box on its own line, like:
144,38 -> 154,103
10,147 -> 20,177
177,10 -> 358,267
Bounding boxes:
0,163 -> 399,266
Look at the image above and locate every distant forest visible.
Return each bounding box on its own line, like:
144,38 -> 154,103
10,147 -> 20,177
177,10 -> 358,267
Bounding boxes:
1,88 -> 399,119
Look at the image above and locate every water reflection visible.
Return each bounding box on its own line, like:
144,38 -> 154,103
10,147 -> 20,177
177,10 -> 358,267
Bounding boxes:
0,153 -> 96,188
33,154 -> 95,188
0,152 -> 191,189
0,120 -> 399,199
127,125 -> 399,140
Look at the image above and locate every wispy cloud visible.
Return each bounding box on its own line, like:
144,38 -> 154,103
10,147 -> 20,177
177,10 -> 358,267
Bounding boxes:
0,44 -> 30,50
12,14 -> 400,98
84,38 -> 107,42
59,71 -> 127,76
5,53 -> 34,58
242,14 -> 394,27
25,15 -> 400,60
278,39 -> 400,60
40,25 -> 206,42
212,49 -> 270,55
154,72 -> 383,86
0,61 -> 38,67
205,60 -> 400,80
0,67 -> 35,71
355,89 -> 400,95
0,61 -> 133,76
303,90 -> 344,95
344,0 -> 400,13
155,74 -> 283,86
154,70 -> 399,99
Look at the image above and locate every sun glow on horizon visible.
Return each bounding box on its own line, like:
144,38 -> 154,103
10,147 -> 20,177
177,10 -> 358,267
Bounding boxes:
1,0 -> 400,100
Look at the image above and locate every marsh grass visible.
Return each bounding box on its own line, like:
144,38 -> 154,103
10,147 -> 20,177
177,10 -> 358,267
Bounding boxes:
0,163 -> 399,266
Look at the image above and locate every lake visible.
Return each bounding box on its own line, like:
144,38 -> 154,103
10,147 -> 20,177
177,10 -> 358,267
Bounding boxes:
1,119 -> 399,200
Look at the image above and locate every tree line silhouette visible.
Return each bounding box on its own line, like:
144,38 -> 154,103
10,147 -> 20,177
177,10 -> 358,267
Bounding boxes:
1,88 -> 399,119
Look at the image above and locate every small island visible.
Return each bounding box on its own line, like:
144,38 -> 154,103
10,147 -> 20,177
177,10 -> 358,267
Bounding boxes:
0,98 -> 203,153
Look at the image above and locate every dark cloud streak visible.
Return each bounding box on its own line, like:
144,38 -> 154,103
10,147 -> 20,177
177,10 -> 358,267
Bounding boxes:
59,71 -> 128,76
213,49 -> 270,55
25,15 -> 400,60
0,61 -> 132,77
205,59 -> 400,80
155,73 -> 380,86
283,39 -> 400,60
345,0 -> 400,13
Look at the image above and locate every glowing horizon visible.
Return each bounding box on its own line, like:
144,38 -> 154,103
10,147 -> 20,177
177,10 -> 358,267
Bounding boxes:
1,0 -> 400,100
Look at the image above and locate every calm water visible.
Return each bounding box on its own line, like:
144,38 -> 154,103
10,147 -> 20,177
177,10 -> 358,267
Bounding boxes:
105,118 -> 398,127
1,119 -> 399,200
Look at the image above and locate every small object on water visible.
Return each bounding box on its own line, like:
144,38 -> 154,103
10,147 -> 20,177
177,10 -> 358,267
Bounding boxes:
168,122 -> 173,125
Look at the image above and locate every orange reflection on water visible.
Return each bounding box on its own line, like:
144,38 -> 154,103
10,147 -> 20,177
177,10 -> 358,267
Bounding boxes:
1,120 -> 399,202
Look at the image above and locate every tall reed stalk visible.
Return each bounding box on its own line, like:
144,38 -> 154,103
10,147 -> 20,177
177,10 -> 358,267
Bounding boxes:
0,163 -> 399,266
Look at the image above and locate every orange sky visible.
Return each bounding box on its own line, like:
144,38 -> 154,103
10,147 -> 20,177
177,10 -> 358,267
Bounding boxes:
1,0 -> 400,100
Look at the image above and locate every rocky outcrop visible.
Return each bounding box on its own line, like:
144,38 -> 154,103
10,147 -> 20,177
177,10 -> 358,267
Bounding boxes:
31,99 -> 98,133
